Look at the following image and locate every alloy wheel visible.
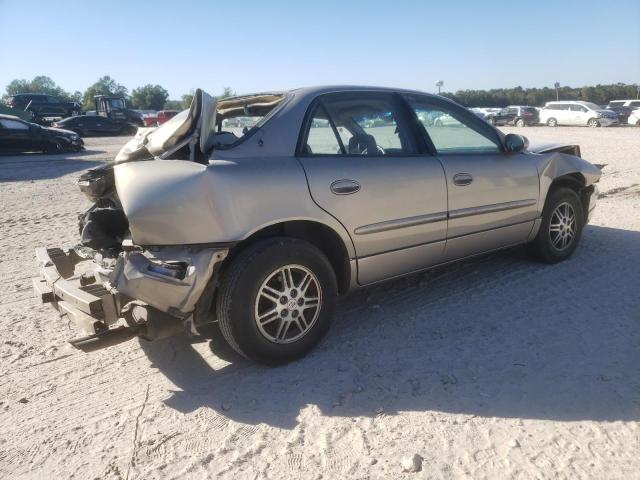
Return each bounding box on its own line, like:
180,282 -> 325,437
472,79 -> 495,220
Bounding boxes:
549,202 -> 577,251
254,264 -> 322,344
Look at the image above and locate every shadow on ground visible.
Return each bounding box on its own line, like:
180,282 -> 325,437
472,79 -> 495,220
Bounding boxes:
141,225 -> 640,429
0,151 -> 106,182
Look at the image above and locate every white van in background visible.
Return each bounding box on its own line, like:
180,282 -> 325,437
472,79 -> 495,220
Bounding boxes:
539,101 -> 619,127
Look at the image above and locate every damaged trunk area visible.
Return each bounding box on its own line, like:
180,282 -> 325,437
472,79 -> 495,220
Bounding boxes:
77,164 -> 129,253
35,160 -> 228,352
34,88 -> 289,352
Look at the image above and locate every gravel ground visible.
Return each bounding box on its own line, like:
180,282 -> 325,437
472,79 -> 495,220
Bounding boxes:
0,127 -> 639,479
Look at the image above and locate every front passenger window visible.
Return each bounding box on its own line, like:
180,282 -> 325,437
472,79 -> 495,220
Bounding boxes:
405,97 -> 501,154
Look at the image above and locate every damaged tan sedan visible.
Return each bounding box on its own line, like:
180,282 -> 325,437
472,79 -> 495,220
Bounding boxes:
33,86 -> 601,364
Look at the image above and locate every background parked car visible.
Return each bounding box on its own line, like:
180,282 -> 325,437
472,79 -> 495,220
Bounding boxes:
4,93 -> 82,124
627,109 -> 640,126
487,106 -> 539,126
539,101 -> 618,127
606,105 -> 637,124
156,110 -> 179,125
0,114 -> 83,153
134,109 -> 158,127
51,116 -> 137,137
607,99 -> 640,109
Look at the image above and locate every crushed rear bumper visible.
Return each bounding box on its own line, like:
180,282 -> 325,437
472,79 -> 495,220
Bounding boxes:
32,245 -> 228,351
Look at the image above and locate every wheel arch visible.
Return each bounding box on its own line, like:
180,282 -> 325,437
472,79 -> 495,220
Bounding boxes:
225,219 -> 353,295
543,172 -> 596,219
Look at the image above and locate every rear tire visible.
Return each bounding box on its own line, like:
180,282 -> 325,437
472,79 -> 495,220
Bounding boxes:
527,187 -> 584,263
546,118 -> 558,127
216,237 -> 338,365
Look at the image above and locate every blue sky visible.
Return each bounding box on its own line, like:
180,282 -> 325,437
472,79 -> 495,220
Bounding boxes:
1,0 -> 639,99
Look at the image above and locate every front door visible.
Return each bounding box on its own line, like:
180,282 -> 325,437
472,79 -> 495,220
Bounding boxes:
404,95 -> 540,260
297,92 -> 448,285
0,118 -> 32,152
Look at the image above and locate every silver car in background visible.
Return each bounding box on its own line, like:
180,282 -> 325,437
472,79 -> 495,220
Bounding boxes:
33,86 -> 601,364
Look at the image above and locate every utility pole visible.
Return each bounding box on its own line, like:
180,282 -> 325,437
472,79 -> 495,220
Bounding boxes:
554,82 -> 560,101
436,80 -> 444,95
636,84 -> 639,100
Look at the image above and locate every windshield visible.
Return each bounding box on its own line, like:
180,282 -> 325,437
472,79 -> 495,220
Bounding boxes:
582,102 -> 602,111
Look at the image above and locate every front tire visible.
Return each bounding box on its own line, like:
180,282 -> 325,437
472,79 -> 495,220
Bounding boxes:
527,187 -> 584,263
216,237 -> 337,365
515,118 -> 525,127
587,118 -> 600,127
546,117 -> 558,127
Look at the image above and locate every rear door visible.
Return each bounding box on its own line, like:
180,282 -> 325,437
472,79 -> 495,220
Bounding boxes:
297,91 -> 448,284
403,95 -> 539,261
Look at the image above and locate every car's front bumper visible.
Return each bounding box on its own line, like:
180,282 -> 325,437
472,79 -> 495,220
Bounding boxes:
32,245 -> 228,351
598,118 -> 618,127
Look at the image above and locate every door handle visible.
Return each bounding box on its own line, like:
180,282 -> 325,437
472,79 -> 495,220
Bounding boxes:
330,179 -> 361,195
453,173 -> 473,186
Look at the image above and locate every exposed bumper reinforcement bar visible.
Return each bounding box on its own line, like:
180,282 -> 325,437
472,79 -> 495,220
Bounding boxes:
33,247 -> 119,333
32,245 -> 228,352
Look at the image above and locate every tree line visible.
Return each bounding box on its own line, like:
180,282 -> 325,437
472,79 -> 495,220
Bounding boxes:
3,76 -> 638,111
443,83 -> 639,107
2,75 -> 235,111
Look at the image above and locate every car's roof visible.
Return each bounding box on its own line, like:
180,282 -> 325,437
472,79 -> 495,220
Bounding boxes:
224,85 -> 438,103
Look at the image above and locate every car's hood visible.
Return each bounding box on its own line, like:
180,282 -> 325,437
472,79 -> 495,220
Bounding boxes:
527,141 -> 580,155
44,126 -> 78,137
115,89 -> 216,164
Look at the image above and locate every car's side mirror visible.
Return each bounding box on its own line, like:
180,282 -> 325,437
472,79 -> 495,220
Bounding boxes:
504,133 -> 529,153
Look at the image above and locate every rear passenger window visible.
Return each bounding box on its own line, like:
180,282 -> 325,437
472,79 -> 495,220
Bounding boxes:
301,93 -> 413,156
305,111 -> 341,155
405,96 -> 501,154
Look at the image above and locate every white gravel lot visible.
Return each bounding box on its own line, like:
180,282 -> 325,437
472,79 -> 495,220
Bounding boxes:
0,127 -> 639,479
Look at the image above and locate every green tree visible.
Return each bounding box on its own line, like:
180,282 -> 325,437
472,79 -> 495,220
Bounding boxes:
129,84 -> 169,110
163,100 -> 183,110
444,83 -> 638,107
82,76 -> 128,111
180,92 -> 194,109
219,86 -> 235,99
4,76 -> 73,101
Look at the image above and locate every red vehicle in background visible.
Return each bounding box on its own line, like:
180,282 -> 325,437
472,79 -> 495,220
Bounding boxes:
156,110 -> 179,125
142,113 -> 158,127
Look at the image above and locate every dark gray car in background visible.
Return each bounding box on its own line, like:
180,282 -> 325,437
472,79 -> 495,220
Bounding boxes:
0,114 -> 83,153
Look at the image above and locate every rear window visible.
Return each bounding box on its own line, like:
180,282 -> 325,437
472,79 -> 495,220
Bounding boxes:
521,107 -> 537,114
215,93 -> 286,148
608,101 -> 624,107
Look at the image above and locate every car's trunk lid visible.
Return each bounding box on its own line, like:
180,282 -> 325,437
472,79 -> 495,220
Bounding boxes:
114,88 -> 217,164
